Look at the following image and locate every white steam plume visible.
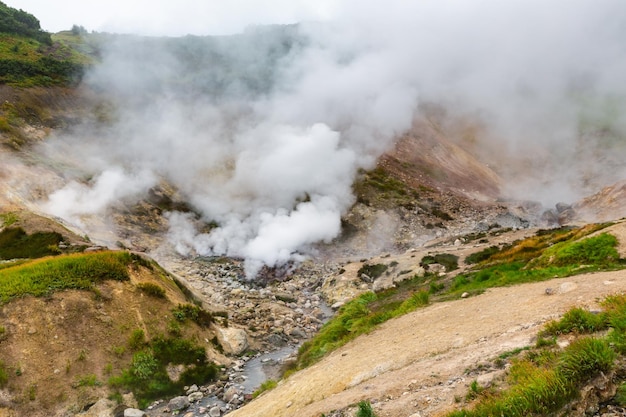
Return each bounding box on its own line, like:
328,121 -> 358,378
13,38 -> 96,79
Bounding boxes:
40,0 -> 626,274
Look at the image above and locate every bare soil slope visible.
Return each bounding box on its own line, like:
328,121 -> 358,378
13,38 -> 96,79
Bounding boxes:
230,223 -> 626,417
0,257 -> 222,417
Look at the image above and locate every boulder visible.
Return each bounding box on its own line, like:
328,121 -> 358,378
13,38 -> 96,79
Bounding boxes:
214,326 -> 249,355
123,409 -> 146,417
167,396 -> 190,411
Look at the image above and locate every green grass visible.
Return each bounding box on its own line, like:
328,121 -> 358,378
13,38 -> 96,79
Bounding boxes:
449,231 -> 623,297
298,226 -> 624,371
297,290 -> 429,369
0,251 -> 132,303
74,374 -> 101,388
542,308 -> 607,336
253,379 -> 277,398
0,212 -> 18,227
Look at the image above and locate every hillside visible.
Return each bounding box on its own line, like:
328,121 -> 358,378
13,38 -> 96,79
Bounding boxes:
0,212 -> 233,417
228,221 -> 626,417
1,4 -> 626,417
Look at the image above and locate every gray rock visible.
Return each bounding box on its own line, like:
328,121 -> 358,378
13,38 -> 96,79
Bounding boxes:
123,409 -> 146,417
186,384 -> 199,394
209,406 -> 222,417
187,391 -> 204,402
167,396 -> 190,411
214,325 -> 249,355
223,386 -> 240,402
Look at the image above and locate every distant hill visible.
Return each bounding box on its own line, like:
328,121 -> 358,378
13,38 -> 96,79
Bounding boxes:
0,2 -> 87,87
0,1 -> 50,44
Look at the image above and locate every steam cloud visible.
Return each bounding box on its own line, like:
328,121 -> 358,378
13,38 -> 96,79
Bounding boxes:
41,0 -> 626,275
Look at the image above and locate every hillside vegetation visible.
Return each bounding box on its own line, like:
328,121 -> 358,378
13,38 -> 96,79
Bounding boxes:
0,2 -> 88,87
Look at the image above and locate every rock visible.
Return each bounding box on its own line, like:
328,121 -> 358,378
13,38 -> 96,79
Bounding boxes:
461,292 -> 470,298
223,386 -> 240,402
76,398 -> 118,417
188,391 -> 204,402
123,409 -> 146,417
545,288 -> 554,295
214,325 -> 249,355
209,406 -> 222,417
186,384 -> 199,394
167,396 -> 190,411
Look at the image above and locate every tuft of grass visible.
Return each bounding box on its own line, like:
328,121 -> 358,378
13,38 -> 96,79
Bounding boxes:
252,379 -> 277,398
127,329 -> 146,351
74,374 -> 101,388
136,282 -> 166,298
542,308 -> 607,336
356,400 -> 377,417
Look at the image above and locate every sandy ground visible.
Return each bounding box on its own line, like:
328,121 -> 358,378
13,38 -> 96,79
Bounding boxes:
229,266 -> 626,417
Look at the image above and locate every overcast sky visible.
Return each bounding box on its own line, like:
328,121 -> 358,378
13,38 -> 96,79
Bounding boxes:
10,0 -> 340,36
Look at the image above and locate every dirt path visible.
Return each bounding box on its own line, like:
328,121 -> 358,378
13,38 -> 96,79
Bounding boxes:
229,269 -> 626,417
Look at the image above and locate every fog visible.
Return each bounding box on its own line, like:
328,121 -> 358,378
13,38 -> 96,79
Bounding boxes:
40,0 -> 626,275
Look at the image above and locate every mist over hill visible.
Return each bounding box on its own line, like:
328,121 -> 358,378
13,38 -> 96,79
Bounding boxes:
35,0 -> 626,276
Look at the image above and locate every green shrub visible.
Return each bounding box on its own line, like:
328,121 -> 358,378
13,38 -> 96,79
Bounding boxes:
109,336 -> 218,408
172,304 -> 214,327
421,254 -> 459,272
130,351 -> 159,380
357,263 -> 388,279
0,212 -> 17,227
